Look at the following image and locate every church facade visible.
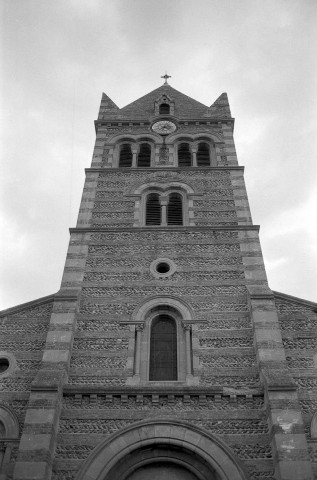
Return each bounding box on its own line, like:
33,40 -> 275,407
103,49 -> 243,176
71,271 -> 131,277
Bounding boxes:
1,81 -> 317,480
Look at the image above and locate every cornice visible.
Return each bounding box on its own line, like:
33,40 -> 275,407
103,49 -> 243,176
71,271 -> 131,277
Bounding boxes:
69,225 -> 260,234
63,385 -> 264,397
95,117 -> 235,126
273,290 -> 317,309
0,293 -> 56,318
85,166 -> 245,173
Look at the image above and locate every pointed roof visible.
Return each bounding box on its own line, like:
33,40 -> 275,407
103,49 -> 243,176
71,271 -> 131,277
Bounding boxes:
98,92 -> 119,119
97,85 -> 232,121
209,92 -> 231,118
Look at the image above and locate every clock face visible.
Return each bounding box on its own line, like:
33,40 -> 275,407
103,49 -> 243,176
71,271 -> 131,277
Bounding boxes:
152,120 -> 176,135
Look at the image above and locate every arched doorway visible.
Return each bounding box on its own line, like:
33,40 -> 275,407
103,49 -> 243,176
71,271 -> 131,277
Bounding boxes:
126,461 -> 201,480
75,419 -> 249,480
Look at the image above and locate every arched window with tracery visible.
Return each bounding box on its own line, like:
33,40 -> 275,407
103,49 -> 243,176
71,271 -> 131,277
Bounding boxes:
137,143 -> 151,167
146,193 -> 161,225
167,193 -> 183,225
159,103 -> 170,114
119,143 -> 133,168
178,143 -> 192,167
149,315 -> 177,381
197,142 -> 210,166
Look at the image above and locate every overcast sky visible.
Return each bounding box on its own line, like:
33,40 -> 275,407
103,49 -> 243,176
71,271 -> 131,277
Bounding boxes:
1,0 -> 316,310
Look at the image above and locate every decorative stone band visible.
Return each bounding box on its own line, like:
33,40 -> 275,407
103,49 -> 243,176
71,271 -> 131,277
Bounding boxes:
69,224 -> 260,233
63,385 -> 263,398
86,165 -> 245,172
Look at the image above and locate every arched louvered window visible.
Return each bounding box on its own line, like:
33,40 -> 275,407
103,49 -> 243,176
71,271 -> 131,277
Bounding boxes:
149,315 -> 177,381
178,143 -> 192,167
137,143 -> 151,167
119,144 -> 133,168
159,103 -> 170,114
146,193 -> 161,225
167,193 -> 183,225
197,142 -> 210,166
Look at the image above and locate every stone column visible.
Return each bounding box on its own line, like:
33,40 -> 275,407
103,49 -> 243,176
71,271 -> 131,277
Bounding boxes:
134,324 -> 144,376
131,145 -> 138,167
160,197 -> 168,226
191,147 -> 197,167
183,324 -> 192,376
214,143 -> 223,166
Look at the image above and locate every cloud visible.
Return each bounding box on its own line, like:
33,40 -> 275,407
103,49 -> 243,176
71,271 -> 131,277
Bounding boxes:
1,0 -> 316,308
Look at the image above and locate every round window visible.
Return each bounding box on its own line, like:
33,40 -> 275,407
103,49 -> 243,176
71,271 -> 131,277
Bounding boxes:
156,262 -> 170,274
0,358 -> 9,374
150,258 -> 176,278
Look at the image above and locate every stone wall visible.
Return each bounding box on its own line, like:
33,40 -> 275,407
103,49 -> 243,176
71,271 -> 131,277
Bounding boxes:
52,391 -> 273,480
0,297 -> 53,479
275,294 -> 317,478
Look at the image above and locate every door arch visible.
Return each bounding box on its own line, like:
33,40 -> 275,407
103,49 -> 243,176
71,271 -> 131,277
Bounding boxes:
75,419 -> 249,480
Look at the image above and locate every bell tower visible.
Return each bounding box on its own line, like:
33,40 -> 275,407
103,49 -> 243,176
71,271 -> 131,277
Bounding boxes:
1,78 -> 316,480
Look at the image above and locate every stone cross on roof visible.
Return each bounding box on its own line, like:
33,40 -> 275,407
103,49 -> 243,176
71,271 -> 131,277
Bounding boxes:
161,73 -> 171,85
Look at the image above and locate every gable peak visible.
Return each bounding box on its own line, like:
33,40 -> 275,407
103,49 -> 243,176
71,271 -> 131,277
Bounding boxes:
101,92 -> 119,110
209,92 -> 231,117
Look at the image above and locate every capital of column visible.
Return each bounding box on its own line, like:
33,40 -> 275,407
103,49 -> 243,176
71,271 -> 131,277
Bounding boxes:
131,145 -> 138,154
182,323 -> 191,332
